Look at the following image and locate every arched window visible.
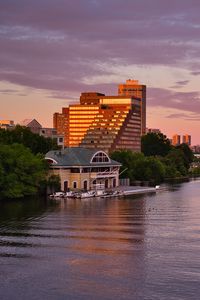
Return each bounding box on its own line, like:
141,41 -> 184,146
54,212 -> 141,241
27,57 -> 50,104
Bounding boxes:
45,158 -> 58,165
73,181 -> 77,189
91,151 -> 110,163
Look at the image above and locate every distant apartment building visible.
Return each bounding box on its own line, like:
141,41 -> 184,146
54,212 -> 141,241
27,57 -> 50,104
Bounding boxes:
182,134 -> 191,146
172,134 -> 192,146
40,127 -> 64,148
20,119 -> 42,134
54,89 -> 143,153
172,134 -> 181,146
0,120 -> 15,130
20,118 -> 64,148
191,145 -> 200,153
118,79 -> 146,135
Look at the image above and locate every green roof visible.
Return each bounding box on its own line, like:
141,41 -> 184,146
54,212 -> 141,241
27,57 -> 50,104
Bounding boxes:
45,147 -> 121,167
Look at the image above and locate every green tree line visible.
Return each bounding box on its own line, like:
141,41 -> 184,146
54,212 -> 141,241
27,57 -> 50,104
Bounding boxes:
0,126 -> 60,200
0,125 -> 58,154
111,132 -> 194,185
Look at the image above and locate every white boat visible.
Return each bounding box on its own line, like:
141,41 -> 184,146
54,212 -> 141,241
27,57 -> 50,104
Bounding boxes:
49,192 -> 65,198
76,190 -> 96,199
64,191 -> 76,198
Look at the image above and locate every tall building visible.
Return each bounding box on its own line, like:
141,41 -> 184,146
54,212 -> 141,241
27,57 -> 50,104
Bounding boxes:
118,79 -> 146,135
182,134 -> 191,146
172,134 -> 181,146
54,90 -> 142,153
80,96 -> 141,153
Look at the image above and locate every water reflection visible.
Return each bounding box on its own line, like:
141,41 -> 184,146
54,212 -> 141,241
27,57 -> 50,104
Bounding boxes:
0,181 -> 200,300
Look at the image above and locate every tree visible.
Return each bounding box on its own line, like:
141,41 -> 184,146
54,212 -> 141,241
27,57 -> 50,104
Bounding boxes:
46,175 -> 61,194
0,143 -> 47,199
135,156 -> 165,183
110,150 -> 137,180
162,148 -> 188,177
176,143 -> 194,169
111,150 -> 165,184
141,132 -> 172,156
0,126 -> 58,154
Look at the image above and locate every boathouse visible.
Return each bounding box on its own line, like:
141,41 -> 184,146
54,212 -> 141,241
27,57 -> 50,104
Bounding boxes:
45,148 -> 121,191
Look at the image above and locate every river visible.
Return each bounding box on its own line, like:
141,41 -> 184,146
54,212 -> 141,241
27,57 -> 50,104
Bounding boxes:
0,180 -> 200,300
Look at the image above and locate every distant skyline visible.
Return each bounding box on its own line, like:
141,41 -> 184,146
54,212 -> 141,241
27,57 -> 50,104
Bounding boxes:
0,0 -> 200,144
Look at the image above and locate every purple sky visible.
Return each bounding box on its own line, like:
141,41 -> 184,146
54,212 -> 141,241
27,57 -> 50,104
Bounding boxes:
0,0 -> 200,143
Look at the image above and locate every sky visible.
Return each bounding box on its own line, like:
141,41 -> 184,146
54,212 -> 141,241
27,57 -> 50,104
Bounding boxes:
0,0 -> 200,144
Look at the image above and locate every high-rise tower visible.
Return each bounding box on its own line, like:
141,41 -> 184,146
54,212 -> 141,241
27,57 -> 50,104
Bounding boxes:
182,134 -> 191,146
172,134 -> 181,146
118,79 -> 146,135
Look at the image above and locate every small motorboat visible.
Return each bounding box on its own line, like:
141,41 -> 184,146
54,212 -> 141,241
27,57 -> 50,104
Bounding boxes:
49,192 -> 65,199
76,190 -> 96,199
64,191 -> 76,198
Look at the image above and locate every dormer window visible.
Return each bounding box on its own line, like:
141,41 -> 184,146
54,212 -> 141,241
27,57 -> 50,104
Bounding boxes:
91,151 -> 110,163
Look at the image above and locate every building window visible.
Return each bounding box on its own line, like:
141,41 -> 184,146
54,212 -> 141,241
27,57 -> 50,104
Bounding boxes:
64,181 -> 69,192
113,178 -> 116,187
73,181 -> 77,189
71,168 -> 80,173
83,180 -> 88,190
91,151 -> 110,163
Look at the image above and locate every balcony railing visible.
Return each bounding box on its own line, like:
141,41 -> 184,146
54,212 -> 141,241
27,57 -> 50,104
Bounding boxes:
91,171 -> 118,178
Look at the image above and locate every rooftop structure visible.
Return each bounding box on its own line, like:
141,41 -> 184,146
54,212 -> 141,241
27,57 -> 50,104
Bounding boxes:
146,128 -> 161,134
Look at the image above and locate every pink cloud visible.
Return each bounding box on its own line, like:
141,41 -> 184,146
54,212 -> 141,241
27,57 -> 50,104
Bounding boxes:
1,0 -> 200,113
148,88 -> 200,116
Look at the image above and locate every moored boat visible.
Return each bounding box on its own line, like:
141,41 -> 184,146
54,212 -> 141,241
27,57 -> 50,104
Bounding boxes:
49,192 -> 65,198
75,190 -> 96,199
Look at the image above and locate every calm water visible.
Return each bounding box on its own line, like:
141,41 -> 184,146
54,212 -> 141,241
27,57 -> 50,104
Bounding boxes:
0,180 -> 200,300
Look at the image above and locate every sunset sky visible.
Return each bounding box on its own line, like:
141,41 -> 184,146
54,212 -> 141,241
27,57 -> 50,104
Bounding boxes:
1,0 -> 200,144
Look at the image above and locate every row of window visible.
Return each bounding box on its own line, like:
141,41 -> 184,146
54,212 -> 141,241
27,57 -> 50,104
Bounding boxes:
64,166 -> 114,173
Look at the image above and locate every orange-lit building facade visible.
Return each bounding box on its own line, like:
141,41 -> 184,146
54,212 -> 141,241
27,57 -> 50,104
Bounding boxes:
171,134 -> 192,146
54,86 -> 143,153
172,134 -> 181,146
182,134 -> 191,146
80,96 -> 141,153
118,79 -> 146,135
